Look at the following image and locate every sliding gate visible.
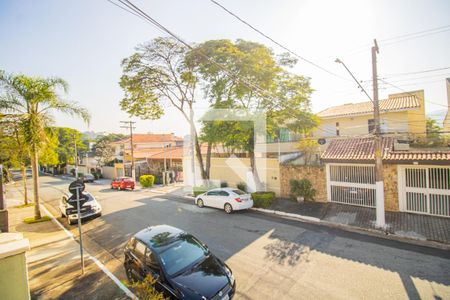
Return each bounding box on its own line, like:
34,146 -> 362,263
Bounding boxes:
399,166 -> 450,217
326,163 -> 376,207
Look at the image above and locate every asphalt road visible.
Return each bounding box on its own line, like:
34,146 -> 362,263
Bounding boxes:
14,175 -> 450,300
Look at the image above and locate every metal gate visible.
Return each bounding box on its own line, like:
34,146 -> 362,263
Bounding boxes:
326,163 -> 376,207
399,166 -> 450,217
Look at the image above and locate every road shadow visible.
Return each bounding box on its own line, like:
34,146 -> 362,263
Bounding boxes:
47,189 -> 450,300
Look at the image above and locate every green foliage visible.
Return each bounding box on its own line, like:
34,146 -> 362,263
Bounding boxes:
237,182 -> 247,192
289,179 -> 316,201
251,191 -> 275,208
70,168 -> 76,176
139,175 -> 155,188
220,181 -> 228,188
23,215 -> 51,224
55,127 -> 86,165
126,274 -> 167,300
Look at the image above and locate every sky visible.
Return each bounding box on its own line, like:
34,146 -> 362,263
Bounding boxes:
1,0 -> 449,136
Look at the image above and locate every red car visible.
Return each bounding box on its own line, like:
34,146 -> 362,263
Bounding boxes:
111,177 -> 135,191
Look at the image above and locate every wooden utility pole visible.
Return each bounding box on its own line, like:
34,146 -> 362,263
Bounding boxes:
120,121 -> 136,181
372,39 -> 385,228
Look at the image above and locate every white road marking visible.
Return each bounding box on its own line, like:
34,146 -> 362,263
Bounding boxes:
40,204 -> 137,299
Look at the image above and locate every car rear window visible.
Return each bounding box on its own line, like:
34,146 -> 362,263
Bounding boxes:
233,189 -> 246,195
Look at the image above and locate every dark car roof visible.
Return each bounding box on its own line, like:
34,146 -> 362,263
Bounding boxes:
135,225 -> 185,252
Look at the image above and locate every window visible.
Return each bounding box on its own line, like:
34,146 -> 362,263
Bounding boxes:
145,249 -> 159,269
279,128 -> 290,142
218,191 -> 229,196
336,122 -> 340,136
368,119 -> 375,133
159,235 -> 208,276
233,189 -> 246,195
207,190 -> 219,196
134,241 -> 146,260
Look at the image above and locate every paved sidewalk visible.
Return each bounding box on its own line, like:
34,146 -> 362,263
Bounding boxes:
6,188 -> 130,299
270,199 -> 450,245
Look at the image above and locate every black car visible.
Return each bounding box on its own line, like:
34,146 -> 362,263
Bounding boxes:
124,225 -> 236,300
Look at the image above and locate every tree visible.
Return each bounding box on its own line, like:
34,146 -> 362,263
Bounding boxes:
187,39 -> 317,189
119,37 -> 209,180
0,71 -> 90,220
0,115 -> 30,204
93,133 -> 126,167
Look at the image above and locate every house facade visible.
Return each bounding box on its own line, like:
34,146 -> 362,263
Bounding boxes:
320,137 -> 450,217
314,90 -> 426,138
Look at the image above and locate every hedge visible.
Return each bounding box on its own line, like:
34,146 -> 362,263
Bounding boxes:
251,191 -> 275,208
139,175 -> 155,188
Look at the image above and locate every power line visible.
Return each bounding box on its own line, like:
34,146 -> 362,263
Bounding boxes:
345,25 -> 450,55
208,0 -> 350,81
381,66 -> 450,77
379,79 -> 449,108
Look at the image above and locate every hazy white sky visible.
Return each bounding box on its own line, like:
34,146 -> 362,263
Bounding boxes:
1,0 -> 449,136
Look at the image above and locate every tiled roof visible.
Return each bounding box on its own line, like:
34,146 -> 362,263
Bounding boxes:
317,95 -> 420,118
321,137 -> 450,163
112,134 -> 183,144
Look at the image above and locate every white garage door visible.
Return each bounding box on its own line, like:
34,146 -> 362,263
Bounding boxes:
399,166 -> 450,217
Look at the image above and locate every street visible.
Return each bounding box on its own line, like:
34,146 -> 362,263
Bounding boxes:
16,176 -> 450,300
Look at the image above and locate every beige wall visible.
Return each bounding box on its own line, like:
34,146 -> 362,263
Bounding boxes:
280,165 -> 327,202
314,110 -> 419,138
209,157 -> 280,195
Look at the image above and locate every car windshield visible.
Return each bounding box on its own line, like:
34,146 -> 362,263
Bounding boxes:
159,234 -> 208,276
233,189 -> 246,195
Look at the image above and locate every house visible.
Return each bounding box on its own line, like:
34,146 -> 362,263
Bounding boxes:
319,137 -> 450,217
314,90 -> 426,138
110,133 -> 184,180
111,133 -> 183,161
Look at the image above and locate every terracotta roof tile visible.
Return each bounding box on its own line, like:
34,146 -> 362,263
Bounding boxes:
321,137 -> 450,163
317,95 -> 420,118
112,134 -> 183,144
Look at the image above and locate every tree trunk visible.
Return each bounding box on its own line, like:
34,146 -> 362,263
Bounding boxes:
22,166 -> 28,205
30,146 -> 41,219
205,142 -> 212,179
249,148 -> 263,191
194,135 -> 208,180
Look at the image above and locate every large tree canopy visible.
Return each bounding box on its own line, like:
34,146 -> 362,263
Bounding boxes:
188,39 -> 318,188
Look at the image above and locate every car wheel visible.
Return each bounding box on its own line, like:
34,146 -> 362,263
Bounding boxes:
197,199 -> 204,208
224,203 -> 233,214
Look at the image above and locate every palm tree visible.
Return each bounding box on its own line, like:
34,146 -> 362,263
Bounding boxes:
0,71 -> 90,219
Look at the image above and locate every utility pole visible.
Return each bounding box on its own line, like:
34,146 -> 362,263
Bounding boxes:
372,39 -> 385,228
74,133 -> 78,180
120,121 -> 136,181
335,38 -> 385,229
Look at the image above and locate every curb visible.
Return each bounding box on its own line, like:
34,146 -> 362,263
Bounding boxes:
250,207 -> 450,251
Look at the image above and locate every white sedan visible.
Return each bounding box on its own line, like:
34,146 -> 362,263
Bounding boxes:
195,188 -> 253,214
59,192 -> 102,225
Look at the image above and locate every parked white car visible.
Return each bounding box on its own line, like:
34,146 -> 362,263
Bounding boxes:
59,192 -> 102,225
195,188 -> 253,214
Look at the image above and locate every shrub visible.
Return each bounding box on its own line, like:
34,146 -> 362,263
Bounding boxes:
237,182 -> 247,192
251,191 -> 275,208
154,175 -> 163,185
139,175 -> 155,188
77,172 -> 84,178
220,181 -> 228,188
126,274 -> 166,300
70,168 -> 75,176
290,179 -> 316,201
